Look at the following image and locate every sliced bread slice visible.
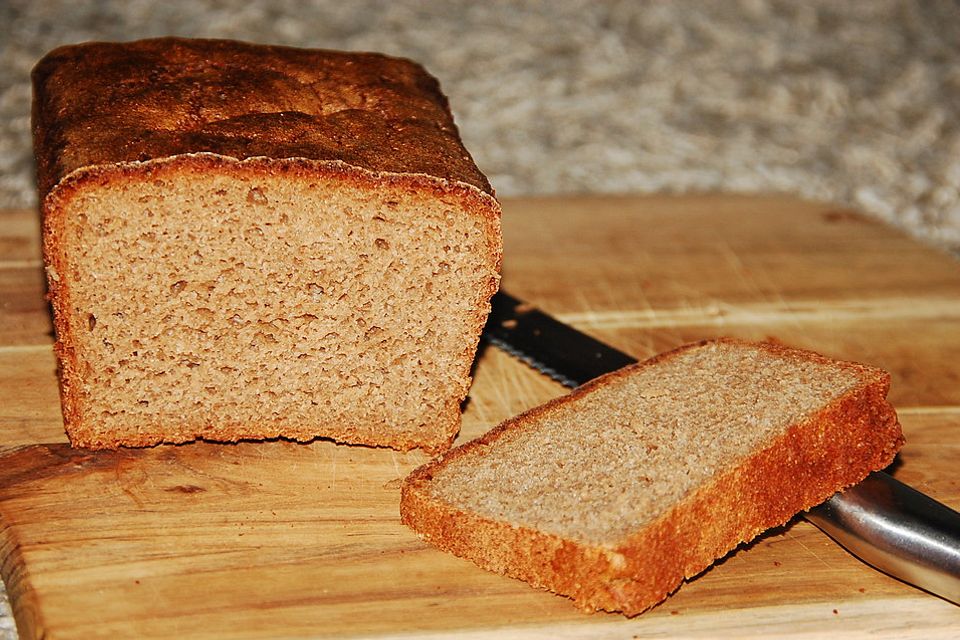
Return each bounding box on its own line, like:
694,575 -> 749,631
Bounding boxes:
400,338 -> 904,615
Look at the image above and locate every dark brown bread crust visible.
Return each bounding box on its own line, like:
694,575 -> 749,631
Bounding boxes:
32,37 -> 493,200
400,339 -> 904,615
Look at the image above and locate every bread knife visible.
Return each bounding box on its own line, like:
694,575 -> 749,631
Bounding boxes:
483,290 -> 960,605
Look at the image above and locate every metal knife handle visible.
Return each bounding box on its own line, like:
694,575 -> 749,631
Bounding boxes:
485,290 -> 960,605
806,470 -> 960,604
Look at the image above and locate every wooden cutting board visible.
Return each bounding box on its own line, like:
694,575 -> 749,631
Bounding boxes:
1,195 -> 959,639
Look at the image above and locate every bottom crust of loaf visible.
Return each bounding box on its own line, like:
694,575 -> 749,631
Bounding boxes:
60,402 -> 462,454
400,341 -> 904,616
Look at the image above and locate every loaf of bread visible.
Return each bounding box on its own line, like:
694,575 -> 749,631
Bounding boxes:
401,339 -> 904,615
32,37 -> 501,452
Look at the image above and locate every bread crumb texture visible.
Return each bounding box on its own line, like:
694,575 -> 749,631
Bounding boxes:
33,39 -> 501,451
401,339 -> 903,615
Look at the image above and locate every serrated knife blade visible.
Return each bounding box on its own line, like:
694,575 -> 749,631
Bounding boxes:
483,290 -> 960,605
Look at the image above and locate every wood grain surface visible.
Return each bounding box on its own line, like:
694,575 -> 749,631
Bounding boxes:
1,195 -> 959,638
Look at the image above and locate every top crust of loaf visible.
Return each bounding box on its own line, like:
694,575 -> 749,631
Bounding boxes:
32,37 -> 493,200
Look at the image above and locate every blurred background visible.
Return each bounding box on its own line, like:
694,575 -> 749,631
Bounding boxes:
1,0 -> 959,251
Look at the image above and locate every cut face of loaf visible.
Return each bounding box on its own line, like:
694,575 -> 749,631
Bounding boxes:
44,158 -> 499,451
401,339 -> 904,615
33,38 -> 502,451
